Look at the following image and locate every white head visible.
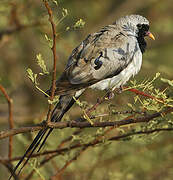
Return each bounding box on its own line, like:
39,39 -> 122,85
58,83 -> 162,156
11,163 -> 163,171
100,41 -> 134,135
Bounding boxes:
116,15 -> 149,26
115,15 -> 149,36
114,15 -> 155,53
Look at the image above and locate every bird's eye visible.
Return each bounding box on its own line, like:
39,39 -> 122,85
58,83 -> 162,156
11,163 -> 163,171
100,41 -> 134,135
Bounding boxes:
137,24 -> 142,29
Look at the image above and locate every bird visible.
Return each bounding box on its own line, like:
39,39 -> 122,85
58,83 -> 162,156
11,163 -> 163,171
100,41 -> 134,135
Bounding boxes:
9,14 -> 155,179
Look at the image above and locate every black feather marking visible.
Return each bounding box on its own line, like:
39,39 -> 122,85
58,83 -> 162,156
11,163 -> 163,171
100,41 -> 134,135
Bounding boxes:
137,24 -> 149,53
94,52 -> 103,70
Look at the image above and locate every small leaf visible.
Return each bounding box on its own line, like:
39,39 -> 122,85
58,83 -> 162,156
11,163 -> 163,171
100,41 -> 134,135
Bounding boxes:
34,74 -> 39,85
36,53 -> 49,75
45,34 -> 53,47
66,26 -> 70,31
62,8 -> 68,17
155,72 -> 160,78
134,96 -> 138,103
161,78 -> 173,86
127,103 -> 133,109
52,0 -> 58,6
27,68 -> 35,83
73,19 -> 85,29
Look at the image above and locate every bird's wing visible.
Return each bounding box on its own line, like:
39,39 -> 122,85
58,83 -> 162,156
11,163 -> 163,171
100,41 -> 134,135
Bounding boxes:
51,25 -> 139,95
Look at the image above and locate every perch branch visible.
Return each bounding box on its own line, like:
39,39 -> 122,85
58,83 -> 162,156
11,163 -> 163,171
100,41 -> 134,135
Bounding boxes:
0,107 -> 173,140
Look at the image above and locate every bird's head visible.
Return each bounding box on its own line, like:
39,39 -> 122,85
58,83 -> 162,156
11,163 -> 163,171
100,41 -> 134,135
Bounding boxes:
115,14 -> 155,41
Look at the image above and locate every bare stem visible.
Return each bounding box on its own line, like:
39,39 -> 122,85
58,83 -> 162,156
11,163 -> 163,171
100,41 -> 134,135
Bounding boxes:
0,84 -> 14,159
44,0 -> 58,123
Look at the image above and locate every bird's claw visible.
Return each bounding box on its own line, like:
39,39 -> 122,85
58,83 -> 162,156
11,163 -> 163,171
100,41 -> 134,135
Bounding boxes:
106,91 -> 115,100
116,86 -> 123,94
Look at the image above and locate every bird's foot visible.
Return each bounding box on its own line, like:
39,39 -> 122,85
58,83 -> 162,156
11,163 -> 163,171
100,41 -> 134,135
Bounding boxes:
115,86 -> 123,94
105,91 -> 115,100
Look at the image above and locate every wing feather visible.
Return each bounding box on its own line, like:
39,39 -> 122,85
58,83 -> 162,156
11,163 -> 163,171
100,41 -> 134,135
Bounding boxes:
48,25 -> 139,96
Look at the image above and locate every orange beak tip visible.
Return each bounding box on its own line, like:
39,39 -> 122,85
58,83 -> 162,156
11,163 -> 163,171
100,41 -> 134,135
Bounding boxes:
148,32 -> 155,40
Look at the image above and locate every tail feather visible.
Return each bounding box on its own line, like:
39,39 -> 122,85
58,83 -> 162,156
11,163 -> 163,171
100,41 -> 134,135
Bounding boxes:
8,128 -> 47,179
9,94 -> 77,179
37,95 -> 74,153
37,128 -> 53,153
16,128 -> 48,176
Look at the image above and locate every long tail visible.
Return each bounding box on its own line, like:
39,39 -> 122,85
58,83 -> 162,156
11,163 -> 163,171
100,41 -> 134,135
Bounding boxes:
9,95 -> 76,179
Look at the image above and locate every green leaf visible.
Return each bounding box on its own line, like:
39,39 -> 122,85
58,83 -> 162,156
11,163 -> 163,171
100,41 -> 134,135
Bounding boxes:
45,34 -> 53,47
36,53 -> 49,75
27,68 -> 35,83
66,26 -> 70,31
73,19 -> 85,29
161,78 -> 173,86
26,68 -> 39,85
155,72 -> 160,78
62,8 -> 68,17
52,0 -> 58,6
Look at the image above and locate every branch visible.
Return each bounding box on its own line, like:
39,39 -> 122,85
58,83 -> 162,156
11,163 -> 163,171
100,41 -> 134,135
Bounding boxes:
1,161 -> 19,180
0,85 -> 14,159
1,107 -> 173,140
1,127 -> 173,164
51,146 -> 87,179
51,126 -> 173,178
0,22 -> 44,40
125,87 -> 164,103
44,0 -> 58,123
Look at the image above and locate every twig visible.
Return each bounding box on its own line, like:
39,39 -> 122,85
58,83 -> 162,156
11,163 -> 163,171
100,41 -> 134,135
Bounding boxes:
1,127 -> 173,165
51,126 -> 173,179
125,86 -> 164,103
0,85 -> 14,159
28,110 -> 145,178
86,93 -> 109,115
2,162 -> 19,180
1,108 -> 173,166
1,107 -> 173,140
51,117 -> 116,178
0,22 -> 44,40
25,129 -> 83,179
51,146 -> 87,179
44,0 -> 58,124
51,109 -> 147,176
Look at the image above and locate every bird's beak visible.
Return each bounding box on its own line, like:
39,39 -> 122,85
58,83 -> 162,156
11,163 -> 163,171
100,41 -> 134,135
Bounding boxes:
146,31 -> 155,40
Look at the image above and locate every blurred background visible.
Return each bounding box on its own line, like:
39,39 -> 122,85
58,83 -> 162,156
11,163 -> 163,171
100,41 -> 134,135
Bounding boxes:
0,0 -> 173,179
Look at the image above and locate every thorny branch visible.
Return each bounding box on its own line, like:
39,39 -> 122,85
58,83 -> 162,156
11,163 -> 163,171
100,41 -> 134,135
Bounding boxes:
1,127 -> 173,164
0,85 -> 14,159
51,126 -> 173,179
0,107 -> 173,140
125,87 -> 165,103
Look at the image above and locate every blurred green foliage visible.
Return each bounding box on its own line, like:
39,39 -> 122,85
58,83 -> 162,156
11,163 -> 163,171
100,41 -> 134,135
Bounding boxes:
0,0 -> 173,179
